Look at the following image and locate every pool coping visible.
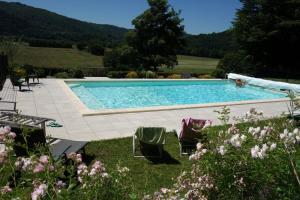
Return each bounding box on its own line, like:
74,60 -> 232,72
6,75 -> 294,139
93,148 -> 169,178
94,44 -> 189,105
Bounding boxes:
58,79 -> 291,116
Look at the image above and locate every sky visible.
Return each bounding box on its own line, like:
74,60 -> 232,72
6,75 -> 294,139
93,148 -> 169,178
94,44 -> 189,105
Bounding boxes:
4,0 -> 242,35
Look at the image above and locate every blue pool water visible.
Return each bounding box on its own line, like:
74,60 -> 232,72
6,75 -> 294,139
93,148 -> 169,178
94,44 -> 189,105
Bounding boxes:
68,80 -> 286,110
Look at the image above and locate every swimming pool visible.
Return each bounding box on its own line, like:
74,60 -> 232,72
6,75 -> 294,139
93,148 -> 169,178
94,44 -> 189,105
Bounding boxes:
66,80 -> 286,111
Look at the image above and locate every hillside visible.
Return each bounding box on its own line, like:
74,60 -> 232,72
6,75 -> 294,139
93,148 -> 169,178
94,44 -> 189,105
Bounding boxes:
0,1 -> 128,44
181,30 -> 238,58
0,1 -> 237,57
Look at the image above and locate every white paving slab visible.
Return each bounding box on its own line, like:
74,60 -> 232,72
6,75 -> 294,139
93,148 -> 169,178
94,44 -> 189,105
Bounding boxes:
14,78 -> 290,141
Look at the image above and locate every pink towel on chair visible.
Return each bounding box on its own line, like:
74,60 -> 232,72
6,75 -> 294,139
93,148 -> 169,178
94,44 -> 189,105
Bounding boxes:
179,118 -> 212,142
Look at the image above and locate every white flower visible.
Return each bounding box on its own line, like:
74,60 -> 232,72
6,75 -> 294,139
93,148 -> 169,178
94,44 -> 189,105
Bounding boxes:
229,134 -> 244,148
241,134 -> 247,141
196,143 -> 203,150
262,143 -> 268,152
218,145 -> 226,155
251,145 -> 259,158
260,130 -> 267,138
248,127 -> 254,134
189,154 -> 196,161
201,149 -> 207,154
293,128 -> 299,134
254,127 -> 261,134
270,143 -> 276,151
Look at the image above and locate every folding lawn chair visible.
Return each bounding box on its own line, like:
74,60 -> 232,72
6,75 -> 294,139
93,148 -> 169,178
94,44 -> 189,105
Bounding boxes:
178,118 -> 212,156
133,127 -> 167,158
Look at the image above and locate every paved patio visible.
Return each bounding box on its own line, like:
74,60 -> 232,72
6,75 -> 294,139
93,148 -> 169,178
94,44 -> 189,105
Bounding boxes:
13,78 -> 290,141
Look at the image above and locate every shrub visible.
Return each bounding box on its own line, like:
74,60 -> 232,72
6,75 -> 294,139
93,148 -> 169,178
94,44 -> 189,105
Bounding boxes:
126,71 -> 138,79
12,67 -> 26,79
55,72 -> 70,79
198,74 -> 212,79
147,107 -> 300,199
72,69 -> 84,79
0,126 -> 131,199
76,43 -> 86,51
107,71 -> 128,78
145,70 -> 156,79
167,74 -> 181,79
88,43 -> 105,56
211,68 -> 226,78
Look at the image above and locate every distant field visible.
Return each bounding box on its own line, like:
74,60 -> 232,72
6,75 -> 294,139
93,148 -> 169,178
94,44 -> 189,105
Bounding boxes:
165,55 -> 219,74
14,46 -> 219,74
15,46 -> 104,69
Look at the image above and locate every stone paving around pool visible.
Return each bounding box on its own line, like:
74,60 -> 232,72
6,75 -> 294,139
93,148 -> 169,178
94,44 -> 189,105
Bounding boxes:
14,78 -> 289,141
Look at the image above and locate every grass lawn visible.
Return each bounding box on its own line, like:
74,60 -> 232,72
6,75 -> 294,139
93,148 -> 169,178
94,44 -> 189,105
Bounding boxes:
164,55 -> 219,74
85,132 -> 193,198
15,46 -> 104,69
15,46 -> 218,74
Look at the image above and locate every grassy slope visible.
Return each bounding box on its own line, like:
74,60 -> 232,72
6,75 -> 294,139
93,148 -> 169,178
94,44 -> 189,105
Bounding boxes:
15,46 -> 219,74
166,55 -> 219,74
15,46 -> 104,69
85,133 -> 192,198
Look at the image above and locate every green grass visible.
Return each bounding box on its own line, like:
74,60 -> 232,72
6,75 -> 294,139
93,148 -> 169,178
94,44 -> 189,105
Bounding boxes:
15,46 -> 218,74
15,46 -> 104,69
164,55 -> 219,74
85,133 -> 193,198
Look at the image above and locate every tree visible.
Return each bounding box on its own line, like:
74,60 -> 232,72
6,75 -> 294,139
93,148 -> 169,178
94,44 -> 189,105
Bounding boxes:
0,37 -> 21,67
234,0 -> 300,78
128,0 -> 185,71
103,45 -> 138,70
88,43 -> 105,56
76,42 -> 86,51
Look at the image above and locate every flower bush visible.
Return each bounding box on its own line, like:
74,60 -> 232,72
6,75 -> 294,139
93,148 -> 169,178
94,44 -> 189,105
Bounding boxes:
167,74 -> 181,79
126,71 -> 139,79
147,108 -> 300,199
0,126 -> 132,199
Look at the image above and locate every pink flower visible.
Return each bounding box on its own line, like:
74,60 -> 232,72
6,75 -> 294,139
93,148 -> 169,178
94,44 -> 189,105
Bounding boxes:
0,132 -> 5,142
39,155 -> 49,165
48,165 -> 55,171
31,183 -> 47,200
55,180 -> 66,189
76,154 -> 82,163
22,158 -> 33,171
67,152 -> 82,163
15,159 -> 23,170
77,163 -> 88,175
8,132 -> 16,139
67,152 -> 76,160
0,150 -> 8,164
89,161 -> 107,176
3,126 -> 11,134
33,163 -> 45,173
1,185 -> 12,194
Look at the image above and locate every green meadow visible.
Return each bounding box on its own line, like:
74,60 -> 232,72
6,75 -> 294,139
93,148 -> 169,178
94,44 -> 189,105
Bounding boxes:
14,46 -> 219,74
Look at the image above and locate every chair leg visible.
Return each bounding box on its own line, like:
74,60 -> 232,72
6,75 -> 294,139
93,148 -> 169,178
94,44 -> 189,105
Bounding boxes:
179,143 -> 182,157
159,145 -> 163,158
132,133 -> 135,157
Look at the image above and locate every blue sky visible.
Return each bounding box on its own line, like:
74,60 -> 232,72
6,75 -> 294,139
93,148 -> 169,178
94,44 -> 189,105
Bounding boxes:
5,0 -> 242,34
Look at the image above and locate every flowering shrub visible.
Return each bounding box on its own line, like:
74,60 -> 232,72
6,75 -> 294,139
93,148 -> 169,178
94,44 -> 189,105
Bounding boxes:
0,126 -> 132,199
147,108 -> 300,199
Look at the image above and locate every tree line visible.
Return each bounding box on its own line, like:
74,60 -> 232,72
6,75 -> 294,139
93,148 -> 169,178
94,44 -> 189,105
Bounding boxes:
217,0 -> 300,79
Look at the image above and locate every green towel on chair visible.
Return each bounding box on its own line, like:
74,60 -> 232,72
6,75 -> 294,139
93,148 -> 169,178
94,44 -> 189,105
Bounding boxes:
135,127 -> 166,145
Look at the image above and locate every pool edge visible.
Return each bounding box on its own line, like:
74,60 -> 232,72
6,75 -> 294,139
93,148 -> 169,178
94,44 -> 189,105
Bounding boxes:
59,78 -> 291,116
